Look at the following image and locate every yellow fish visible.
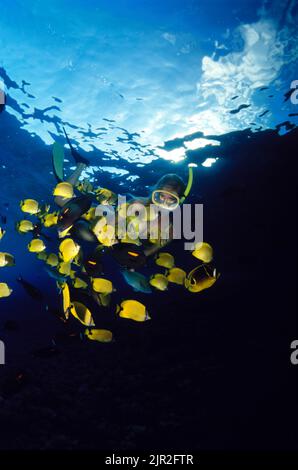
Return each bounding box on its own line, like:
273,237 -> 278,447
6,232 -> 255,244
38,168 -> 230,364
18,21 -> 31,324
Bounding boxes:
149,273 -> 168,291
59,238 -> 80,263
81,207 -> 96,221
192,242 -> 213,263
98,293 -> 111,307
20,199 -> 40,215
155,252 -> 175,269
69,269 -> 76,280
85,328 -> 113,343
46,253 -> 59,267
95,188 -> 117,204
73,277 -> 88,289
91,278 -> 113,295
69,301 -> 95,326
167,267 -> 186,285
96,225 -> 116,247
0,282 -> 13,298
16,219 -> 34,234
28,238 -> 46,253
0,252 -> 15,267
60,282 -> 70,316
58,225 -> 73,238
57,261 -> 72,276
119,234 -> 141,246
53,182 -> 74,199
116,300 -> 150,322
42,212 -> 58,228
91,217 -> 117,246
185,265 -> 219,293
76,179 -> 94,194
37,251 -> 48,261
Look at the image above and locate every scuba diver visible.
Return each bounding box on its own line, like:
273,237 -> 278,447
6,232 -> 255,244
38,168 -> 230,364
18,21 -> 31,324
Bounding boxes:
52,128 -> 195,270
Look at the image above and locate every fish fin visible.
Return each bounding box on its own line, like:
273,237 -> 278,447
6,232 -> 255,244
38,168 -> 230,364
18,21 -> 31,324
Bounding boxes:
52,142 -> 65,182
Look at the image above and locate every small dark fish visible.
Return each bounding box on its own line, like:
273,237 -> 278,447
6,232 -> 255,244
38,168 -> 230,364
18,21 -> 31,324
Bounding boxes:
83,249 -> 104,276
0,214 -> 7,224
117,93 -> 124,99
259,110 -> 269,118
289,113 -> 298,117
57,195 -> 93,231
259,86 -> 269,91
231,95 -> 239,100
70,219 -> 98,243
284,89 -> 294,102
52,96 -> 62,103
229,104 -> 251,114
121,269 -> 152,294
103,118 -> 116,123
268,95 -> 274,98
136,97 -> 143,101
17,276 -> 44,301
111,243 -> 146,270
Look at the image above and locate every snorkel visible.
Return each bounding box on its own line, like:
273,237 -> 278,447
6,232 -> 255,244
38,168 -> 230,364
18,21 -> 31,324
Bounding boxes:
179,163 -> 196,204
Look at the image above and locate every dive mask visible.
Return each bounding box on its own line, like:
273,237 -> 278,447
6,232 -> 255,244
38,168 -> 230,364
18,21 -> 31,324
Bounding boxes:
151,190 -> 180,211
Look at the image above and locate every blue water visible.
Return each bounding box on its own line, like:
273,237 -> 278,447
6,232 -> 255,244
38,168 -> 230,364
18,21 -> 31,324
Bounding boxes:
0,0 -> 297,328
0,0 -> 297,452
0,0 -> 297,322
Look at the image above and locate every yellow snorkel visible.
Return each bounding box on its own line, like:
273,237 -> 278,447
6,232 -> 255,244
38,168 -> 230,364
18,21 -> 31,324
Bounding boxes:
180,163 -> 197,204
151,163 -> 197,210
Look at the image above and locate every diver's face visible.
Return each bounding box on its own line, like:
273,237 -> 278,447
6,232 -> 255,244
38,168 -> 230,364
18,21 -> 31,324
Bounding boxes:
151,185 -> 180,211
159,189 -> 178,204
